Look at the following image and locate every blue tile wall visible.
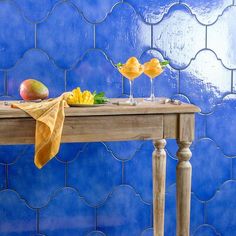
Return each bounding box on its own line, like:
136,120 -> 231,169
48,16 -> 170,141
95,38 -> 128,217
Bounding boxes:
8,49 -> 65,99
0,190 -> 36,235
0,71 -> 4,95
0,0 -> 235,235
37,1 -> 94,69
40,188 -> 95,236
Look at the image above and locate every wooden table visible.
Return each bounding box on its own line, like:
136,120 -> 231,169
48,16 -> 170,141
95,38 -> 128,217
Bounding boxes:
0,99 -> 200,236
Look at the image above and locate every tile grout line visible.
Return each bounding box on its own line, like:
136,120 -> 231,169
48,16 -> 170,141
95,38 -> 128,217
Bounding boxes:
151,25 -> 153,48
178,69 -> 181,94
5,164 -> 8,189
36,208 -> 40,233
65,161 -> 68,187
95,207 -> 98,231
122,76 -> 127,96
204,114 -> 207,138
203,202 -> 207,224
34,24 -> 37,49
64,70 -> 67,92
231,157 -> 233,180
122,161 -> 125,184
93,24 -> 96,48
231,70 -> 234,93
3,70 -> 8,96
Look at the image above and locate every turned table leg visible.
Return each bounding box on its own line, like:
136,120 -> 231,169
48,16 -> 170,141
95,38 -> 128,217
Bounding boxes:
153,139 -> 167,236
176,141 -> 192,236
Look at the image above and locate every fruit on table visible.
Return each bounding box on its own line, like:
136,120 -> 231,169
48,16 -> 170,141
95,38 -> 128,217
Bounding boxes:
117,57 -> 143,80
20,79 -> 49,101
67,87 -> 94,105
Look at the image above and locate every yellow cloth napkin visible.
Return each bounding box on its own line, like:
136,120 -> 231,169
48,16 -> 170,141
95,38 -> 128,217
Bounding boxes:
12,93 -> 70,169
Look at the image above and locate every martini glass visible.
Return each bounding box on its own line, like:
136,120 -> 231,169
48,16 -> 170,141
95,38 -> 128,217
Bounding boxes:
117,58 -> 144,104
143,59 -> 167,102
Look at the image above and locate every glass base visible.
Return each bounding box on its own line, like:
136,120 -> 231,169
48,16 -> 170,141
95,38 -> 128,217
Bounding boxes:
144,96 -> 161,102
126,98 -> 137,105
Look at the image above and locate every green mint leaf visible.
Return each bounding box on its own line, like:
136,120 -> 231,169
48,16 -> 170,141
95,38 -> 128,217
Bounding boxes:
94,91 -> 109,104
160,61 -> 169,66
160,61 -> 169,68
116,62 -> 123,68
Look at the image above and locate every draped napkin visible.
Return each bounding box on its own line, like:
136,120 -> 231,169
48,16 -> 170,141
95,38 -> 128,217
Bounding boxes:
12,93 -> 70,169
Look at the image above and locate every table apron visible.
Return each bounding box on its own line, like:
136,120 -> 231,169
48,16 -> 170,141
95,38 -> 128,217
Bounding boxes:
0,113 -> 195,144
0,114 -> 168,144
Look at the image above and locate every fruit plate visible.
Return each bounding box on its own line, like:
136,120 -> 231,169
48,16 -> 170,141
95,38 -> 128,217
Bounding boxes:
68,103 -> 106,107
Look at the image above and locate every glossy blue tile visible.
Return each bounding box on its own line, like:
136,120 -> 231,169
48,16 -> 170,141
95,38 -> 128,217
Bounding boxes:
68,142 -> 122,206
0,95 -> 15,101
0,1 -> 34,69
124,142 -> 153,203
195,113 -> 206,140
125,141 -> 177,203
166,139 -> 178,160
125,0 -> 178,24
153,4 -> 205,69
96,3 -> 151,63
0,190 -> 36,235
191,139 -> 231,201
97,185 -> 151,236
14,0 -> 58,23
208,6 -> 236,69
180,50 -> 231,113
206,94 -> 236,156
0,164 -> 5,190
72,0 -> 119,23
0,71 -> 4,95
234,70 -> 236,92
8,145 -> 65,208
1,0 -> 236,234
180,0 -> 233,25
38,1 -> 93,69
231,158 -> 236,179
165,185 -> 204,235
0,145 -> 29,164
206,181 -> 236,236
40,188 -> 95,236
57,143 -> 87,162
7,49 -> 65,99
104,140 -> 144,161
141,228 -> 153,236
67,50 -> 122,98
87,231 -> 106,236
125,49 -> 178,98
194,225 -> 220,236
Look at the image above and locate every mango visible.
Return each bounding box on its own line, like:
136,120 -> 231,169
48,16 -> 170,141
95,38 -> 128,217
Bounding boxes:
19,79 -> 49,101
67,87 -> 94,105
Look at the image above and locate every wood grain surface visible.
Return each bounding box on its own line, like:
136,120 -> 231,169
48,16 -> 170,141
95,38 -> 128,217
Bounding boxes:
0,98 -> 200,118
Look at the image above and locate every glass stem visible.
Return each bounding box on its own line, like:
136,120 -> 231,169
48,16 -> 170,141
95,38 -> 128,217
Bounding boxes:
129,80 -> 134,103
150,77 -> 155,101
